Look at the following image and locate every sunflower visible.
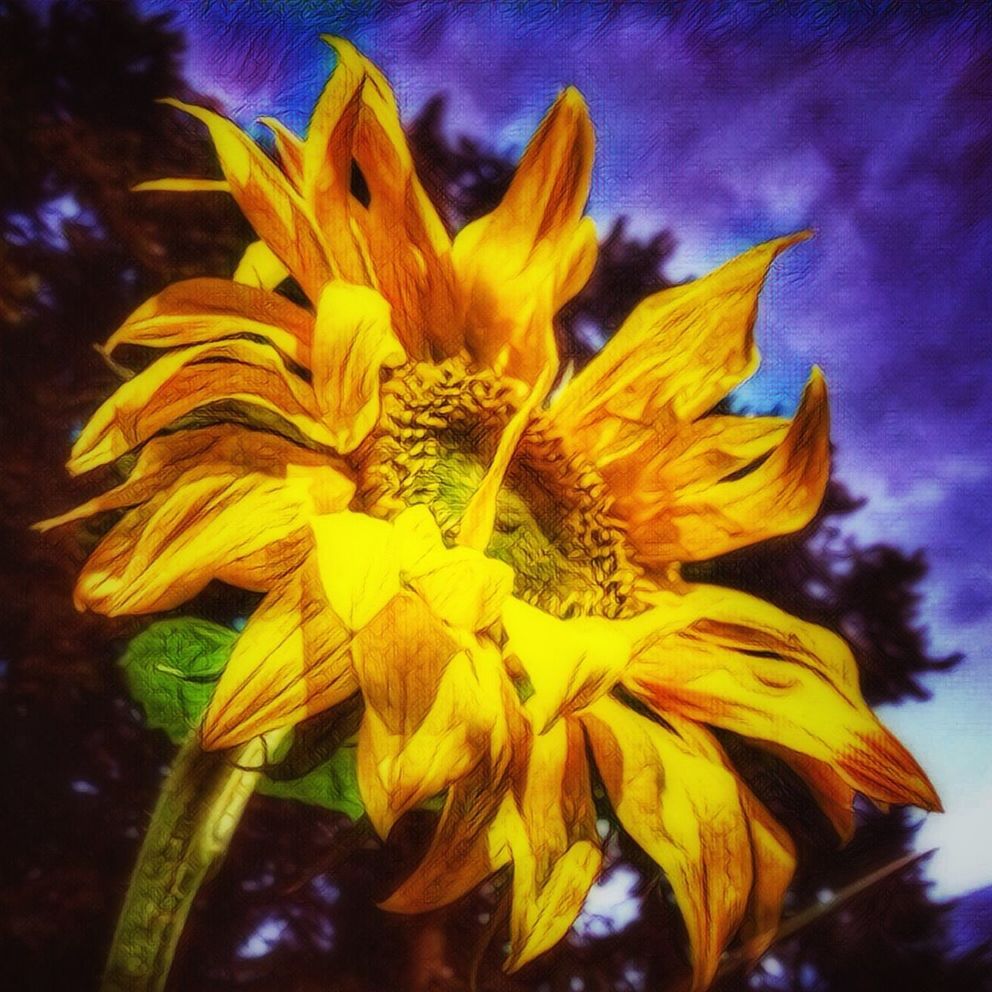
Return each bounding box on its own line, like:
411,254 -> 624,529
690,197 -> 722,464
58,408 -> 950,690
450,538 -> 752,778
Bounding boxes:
43,39 -> 939,991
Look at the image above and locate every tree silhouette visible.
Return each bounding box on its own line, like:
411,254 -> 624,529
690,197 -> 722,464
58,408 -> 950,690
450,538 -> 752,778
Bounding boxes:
1,2 -> 986,990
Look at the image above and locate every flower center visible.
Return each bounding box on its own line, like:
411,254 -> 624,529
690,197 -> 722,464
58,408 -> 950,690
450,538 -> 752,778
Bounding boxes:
358,360 -> 640,619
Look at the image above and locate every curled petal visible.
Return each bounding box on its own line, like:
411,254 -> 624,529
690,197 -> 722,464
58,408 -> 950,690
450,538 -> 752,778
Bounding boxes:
75,461 -> 344,616
502,597 -> 631,732
258,116 -> 304,186
201,565 -> 355,749
38,426 -> 353,533
503,719 -> 601,971
626,583 -> 941,811
69,340 -> 332,475
624,369 -> 831,564
101,278 -> 314,368
553,232 -> 810,460
581,697 -> 752,991
310,281 -> 406,453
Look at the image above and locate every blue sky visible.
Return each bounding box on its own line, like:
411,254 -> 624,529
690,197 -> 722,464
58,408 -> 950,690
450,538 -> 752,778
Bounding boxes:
140,1 -> 992,898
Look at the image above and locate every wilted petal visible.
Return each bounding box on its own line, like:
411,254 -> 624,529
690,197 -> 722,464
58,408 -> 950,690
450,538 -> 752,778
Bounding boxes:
553,233 -> 810,460
623,369 -> 831,564
69,339 -> 333,475
502,719 -> 601,971
581,696 -> 752,991
162,99 -> 332,302
200,564 -> 354,749
101,277 -> 314,368
501,596 -> 631,732
626,583 -> 941,811
310,281 -> 406,453
75,460 -> 346,616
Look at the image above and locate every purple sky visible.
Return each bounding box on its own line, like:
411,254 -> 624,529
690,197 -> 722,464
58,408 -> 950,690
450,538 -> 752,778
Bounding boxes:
140,2 -> 992,898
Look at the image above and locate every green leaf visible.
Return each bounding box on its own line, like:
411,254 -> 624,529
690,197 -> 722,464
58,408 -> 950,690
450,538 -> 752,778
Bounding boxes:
258,743 -> 364,821
119,618 -> 237,743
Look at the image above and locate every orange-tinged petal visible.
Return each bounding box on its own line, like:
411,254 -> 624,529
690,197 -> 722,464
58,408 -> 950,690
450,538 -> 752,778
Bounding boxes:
581,696 -> 752,991
453,88 -> 594,379
352,594 -> 511,835
101,277 -> 314,368
162,98 -> 332,301
258,116 -> 304,186
310,281 -> 405,453
622,369 -> 831,564
382,766 -> 514,913
200,564 -> 355,749
75,461 -> 345,616
553,232 -> 810,460
503,719 -> 602,971
37,426 -> 354,533
69,340 -> 332,475
626,583 -> 941,811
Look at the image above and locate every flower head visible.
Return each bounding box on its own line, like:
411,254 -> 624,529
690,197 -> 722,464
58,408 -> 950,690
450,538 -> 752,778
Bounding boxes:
42,39 -> 939,989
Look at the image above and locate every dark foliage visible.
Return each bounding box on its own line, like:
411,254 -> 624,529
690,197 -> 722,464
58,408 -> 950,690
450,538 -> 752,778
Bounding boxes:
1,2 -> 986,990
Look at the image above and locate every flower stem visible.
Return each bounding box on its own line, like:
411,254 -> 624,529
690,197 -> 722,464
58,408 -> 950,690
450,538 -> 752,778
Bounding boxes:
101,733 -> 267,992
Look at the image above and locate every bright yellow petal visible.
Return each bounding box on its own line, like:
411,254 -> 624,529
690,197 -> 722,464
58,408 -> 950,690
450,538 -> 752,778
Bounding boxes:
622,369 -> 831,564
38,426 -> 353,533
68,340 -> 333,475
501,596 -> 631,732
101,278 -> 314,368
310,281 -> 405,453
453,88 -> 595,379
503,719 -> 602,971
626,583 -> 941,811
200,564 -> 355,749
552,232 -> 810,460
581,696 -> 752,992
233,239 -> 290,290
162,98 -> 332,301
76,460 -> 346,616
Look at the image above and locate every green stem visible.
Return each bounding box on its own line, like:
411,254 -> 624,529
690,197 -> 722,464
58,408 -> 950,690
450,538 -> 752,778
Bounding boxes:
101,733 -> 268,992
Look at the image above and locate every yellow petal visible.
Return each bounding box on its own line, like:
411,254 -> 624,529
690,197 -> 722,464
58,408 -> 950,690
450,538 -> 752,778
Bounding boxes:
623,369 -> 831,564
310,281 -> 405,453
382,765 -> 514,913
581,696 -> 752,991
258,116 -> 304,186
133,178 -> 231,193
162,98 -> 332,301
68,340 -> 332,475
352,593 -> 511,835
233,239 -> 290,290
503,719 -> 602,971
312,40 -> 460,358
200,564 -> 355,749
301,37 -> 370,286
553,232 -> 810,459
626,583 -> 941,811
101,277 -> 314,368
453,88 -> 594,378
76,461 -> 344,615
37,426 -> 354,533
501,597 -> 631,732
